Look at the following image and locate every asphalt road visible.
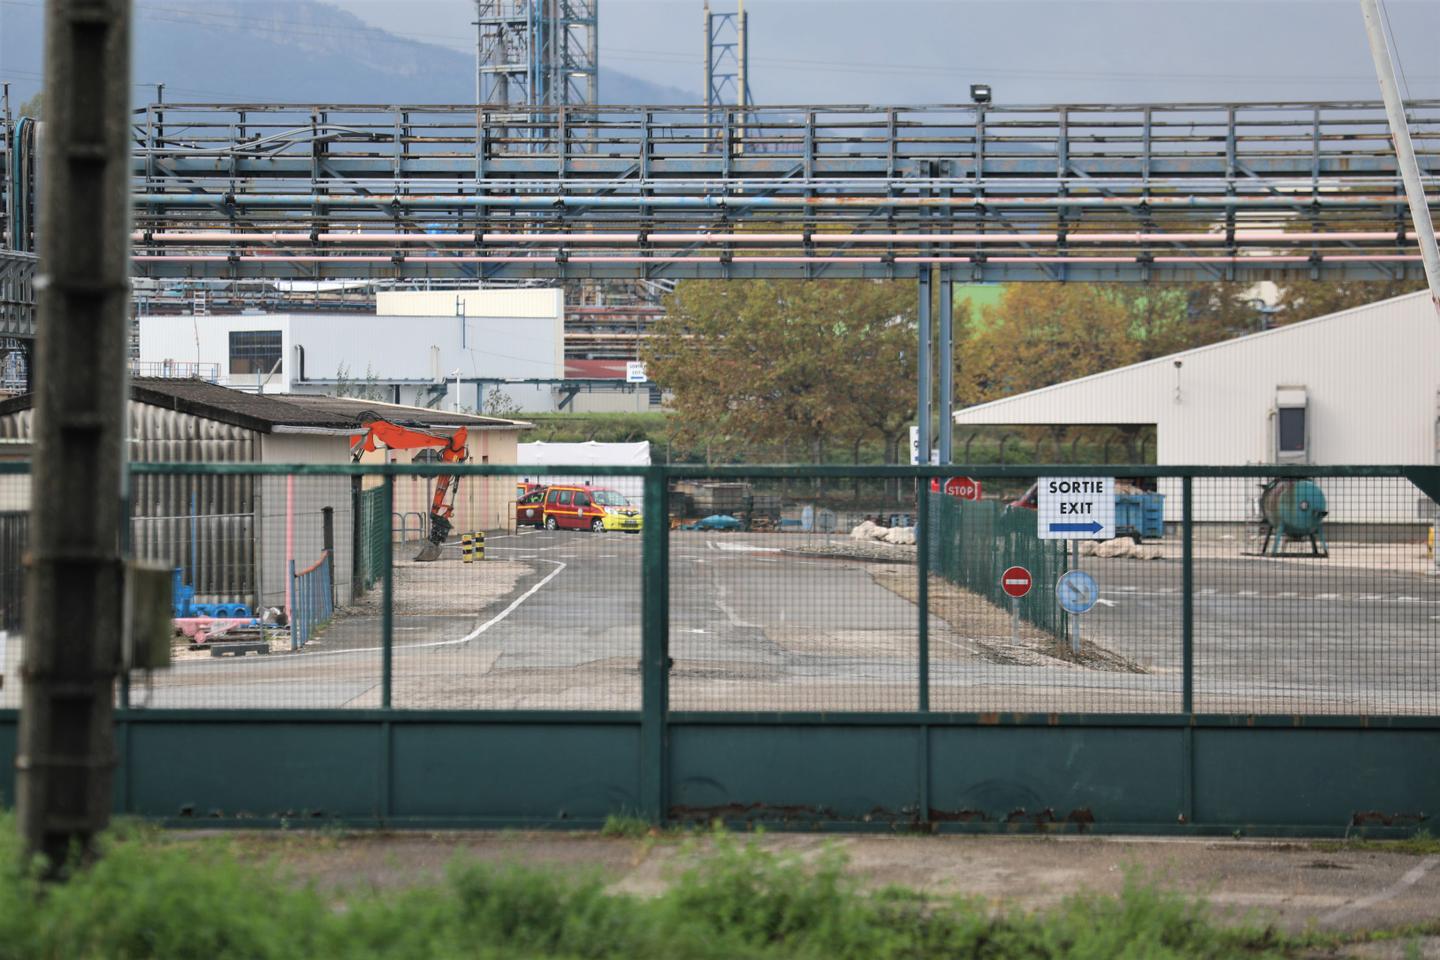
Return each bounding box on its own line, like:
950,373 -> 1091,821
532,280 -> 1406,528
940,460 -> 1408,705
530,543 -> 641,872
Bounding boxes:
111,528 -> 1440,714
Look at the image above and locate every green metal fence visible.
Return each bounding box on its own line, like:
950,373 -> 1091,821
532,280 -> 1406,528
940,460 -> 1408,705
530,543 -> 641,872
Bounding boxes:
354,483 -> 387,595
928,493 -> 1069,636
1,461 -> 1439,835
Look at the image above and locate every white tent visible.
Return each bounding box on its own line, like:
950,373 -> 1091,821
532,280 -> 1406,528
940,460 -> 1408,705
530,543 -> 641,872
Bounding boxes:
517,441 -> 650,503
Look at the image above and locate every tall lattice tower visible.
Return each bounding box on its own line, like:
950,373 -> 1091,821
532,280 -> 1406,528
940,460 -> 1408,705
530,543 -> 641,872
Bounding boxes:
704,0 -> 750,116
475,0 -> 598,107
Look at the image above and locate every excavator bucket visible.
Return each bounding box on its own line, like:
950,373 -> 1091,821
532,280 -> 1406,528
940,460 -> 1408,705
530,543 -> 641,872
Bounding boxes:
413,513 -> 452,562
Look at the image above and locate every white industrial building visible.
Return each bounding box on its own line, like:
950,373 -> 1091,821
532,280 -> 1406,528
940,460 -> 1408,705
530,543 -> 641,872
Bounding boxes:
952,290 -> 1438,524
137,288 -> 659,414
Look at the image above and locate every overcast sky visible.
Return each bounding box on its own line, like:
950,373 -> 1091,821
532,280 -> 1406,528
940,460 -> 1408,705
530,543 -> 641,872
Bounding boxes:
325,0 -> 1440,104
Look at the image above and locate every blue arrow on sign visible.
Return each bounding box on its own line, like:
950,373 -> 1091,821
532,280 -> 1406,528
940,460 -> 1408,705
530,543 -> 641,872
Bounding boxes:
1049,520 -> 1103,534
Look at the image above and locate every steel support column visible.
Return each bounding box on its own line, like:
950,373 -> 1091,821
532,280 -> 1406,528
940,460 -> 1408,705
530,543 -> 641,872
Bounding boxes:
18,0 -> 132,868
937,266 -> 954,465
916,269 -> 932,468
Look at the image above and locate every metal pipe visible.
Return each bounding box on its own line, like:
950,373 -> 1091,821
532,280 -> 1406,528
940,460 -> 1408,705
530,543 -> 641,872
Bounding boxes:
916,269 -> 932,471
938,267 -> 953,465
129,229 -> 1440,247
129,251 -> 1431,265
1361,0 -> 1440,318
130,192 -> 1432,209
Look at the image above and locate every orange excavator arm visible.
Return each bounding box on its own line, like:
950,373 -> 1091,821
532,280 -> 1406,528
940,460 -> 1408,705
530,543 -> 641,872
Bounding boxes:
351,420 -> 469,561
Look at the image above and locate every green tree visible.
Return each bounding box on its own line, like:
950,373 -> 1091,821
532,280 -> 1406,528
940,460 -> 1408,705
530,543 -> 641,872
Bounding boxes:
643,279 -> 916,464
18,92 -> 42,118
483,387 -> 522,419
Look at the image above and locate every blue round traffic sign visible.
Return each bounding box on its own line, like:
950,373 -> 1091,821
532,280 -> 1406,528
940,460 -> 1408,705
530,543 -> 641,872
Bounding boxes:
1056,570 -> 1099,615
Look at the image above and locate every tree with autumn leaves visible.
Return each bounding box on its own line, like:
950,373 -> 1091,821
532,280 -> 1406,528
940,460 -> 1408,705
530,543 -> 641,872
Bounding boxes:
644,277 -> 1426,464
642,280 -> 918,464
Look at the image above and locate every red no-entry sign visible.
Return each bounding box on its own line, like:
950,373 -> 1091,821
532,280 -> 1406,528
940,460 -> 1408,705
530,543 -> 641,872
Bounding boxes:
1001,565 -> 1033,599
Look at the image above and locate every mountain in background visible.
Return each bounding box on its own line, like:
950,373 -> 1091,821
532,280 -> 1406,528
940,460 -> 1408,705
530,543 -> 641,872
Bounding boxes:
0,0 -> 697,107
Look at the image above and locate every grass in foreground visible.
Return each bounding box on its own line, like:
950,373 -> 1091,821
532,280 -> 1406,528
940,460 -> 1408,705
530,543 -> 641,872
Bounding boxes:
0,817 -> 1358,960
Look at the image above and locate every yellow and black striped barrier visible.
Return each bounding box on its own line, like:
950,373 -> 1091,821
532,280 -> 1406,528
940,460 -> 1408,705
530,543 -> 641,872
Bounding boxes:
461,532 -> 486,563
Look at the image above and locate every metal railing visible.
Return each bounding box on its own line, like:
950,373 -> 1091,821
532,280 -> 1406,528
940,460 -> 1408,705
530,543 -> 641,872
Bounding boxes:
289,550 -> 333,650
10,100 -> 1440,280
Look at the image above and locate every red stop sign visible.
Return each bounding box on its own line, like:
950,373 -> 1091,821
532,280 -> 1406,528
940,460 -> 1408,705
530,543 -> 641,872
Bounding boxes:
944,476 -> 982,500
1001,566 -> 1033,599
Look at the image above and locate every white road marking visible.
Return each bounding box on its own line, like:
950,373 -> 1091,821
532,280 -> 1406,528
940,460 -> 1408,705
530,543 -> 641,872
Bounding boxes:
1094,598 -> 1118,607
707,540 -> 782,553
446,560 -> 568,647
1321,855 -> 1440,928
178,561 -> 569,663
1119,586 -> 1138,592
1237,590 -> 1259,598
1315,593 -> 1340,600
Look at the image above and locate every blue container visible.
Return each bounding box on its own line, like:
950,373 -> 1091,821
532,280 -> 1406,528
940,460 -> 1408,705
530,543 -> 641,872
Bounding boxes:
1115,493 -> 1166,540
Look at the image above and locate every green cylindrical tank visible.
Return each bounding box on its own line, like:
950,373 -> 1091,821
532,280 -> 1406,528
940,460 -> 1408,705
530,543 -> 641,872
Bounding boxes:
1260,479 -> 1328,537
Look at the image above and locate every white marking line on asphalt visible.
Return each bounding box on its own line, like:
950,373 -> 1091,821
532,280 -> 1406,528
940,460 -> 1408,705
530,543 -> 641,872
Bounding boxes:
1237,590 -> 1259,597
1315,593 -> 1340,600
1321,855 -> 1440,928
444,560 -> 568,647
174,561 -> 570,664
1094,598 -> 1118,607
707,540 -> 783,553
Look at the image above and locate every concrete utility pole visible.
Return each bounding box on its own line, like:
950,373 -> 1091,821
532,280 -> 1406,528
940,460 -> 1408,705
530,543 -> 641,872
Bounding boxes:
17,0 -> 132,869
1360,0 -> 1440,319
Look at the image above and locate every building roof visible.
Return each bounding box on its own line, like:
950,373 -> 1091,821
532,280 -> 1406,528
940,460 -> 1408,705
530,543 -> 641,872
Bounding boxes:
0,377 -> 532,434
952,289 -> 1430,425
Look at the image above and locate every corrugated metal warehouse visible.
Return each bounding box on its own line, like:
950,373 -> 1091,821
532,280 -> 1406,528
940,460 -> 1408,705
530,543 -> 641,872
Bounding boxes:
0,379 -> 530,612
952,291 -> 1439,524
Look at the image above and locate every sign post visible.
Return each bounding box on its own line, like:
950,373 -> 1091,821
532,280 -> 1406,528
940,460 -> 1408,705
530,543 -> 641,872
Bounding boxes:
1001,565 -> 1032,646
1056,568 -> 1100,655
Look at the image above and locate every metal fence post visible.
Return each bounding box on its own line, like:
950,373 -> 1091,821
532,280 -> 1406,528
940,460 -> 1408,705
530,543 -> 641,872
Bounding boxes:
289,560 -> 299,651
322,506 -> 335,610
640,467 -> 670,823
1182,476 -> 1194,714
917,485 -> 930,713
381,475 -> 394,709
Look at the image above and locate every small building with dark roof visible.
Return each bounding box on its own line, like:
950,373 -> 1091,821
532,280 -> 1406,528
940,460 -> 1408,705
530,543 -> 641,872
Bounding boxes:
0,378 -> 531,614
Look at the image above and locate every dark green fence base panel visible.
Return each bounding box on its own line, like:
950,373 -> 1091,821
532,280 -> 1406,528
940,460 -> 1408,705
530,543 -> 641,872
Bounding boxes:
668,725 -> 922,824
927,727 -> 1185,827
1194,729 -> 1440,829
3,710 -> 1429,835
389,723 -> 640,821
127,722 -> 383,821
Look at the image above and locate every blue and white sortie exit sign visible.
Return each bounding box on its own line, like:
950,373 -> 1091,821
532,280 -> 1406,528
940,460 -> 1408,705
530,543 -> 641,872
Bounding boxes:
1037,476 -> 1115,540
